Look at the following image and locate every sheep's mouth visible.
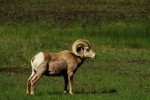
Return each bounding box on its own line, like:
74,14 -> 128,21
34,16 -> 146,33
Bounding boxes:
91,53 -> 96,58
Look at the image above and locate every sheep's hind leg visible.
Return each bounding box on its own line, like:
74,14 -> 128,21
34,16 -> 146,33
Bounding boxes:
26,68 -> 36,95
30,59 -> 49,95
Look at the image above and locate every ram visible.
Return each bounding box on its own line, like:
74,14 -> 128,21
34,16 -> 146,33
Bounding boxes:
26,39 -> 96,95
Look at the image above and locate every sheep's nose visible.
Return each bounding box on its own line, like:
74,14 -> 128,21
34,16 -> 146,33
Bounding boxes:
91,53 -> 96,58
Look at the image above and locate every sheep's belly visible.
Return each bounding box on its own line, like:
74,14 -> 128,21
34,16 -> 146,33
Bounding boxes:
46,71 -> 67,76
47,60 -> 67,76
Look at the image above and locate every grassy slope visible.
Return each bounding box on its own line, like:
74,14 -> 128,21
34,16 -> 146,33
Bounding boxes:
0,0 -> 150,99
0,0 -> 149,25
0,0 -> 149,62
0,22 -> 150,67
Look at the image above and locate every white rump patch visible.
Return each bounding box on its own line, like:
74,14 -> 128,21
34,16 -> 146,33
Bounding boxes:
31,52 -> 45,71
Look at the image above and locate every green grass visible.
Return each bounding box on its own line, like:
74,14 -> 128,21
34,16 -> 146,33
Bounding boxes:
0,49 -> 150,99
0,0 -> 150,99
0,21 -> 150,67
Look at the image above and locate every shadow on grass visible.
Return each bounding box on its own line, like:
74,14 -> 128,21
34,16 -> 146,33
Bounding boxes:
37,89 -> 117,96
76,88 -> 117,94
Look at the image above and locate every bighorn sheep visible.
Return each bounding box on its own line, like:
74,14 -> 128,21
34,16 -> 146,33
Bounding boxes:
26,39 -> 96,95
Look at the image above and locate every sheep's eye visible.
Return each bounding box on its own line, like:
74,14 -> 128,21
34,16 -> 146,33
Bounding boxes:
86,49 -> 89,51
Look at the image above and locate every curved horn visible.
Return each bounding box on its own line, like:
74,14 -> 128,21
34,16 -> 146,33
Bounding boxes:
72,39 -> 91,57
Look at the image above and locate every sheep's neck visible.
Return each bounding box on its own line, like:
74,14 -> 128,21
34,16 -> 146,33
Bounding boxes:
76,56 -> 86,67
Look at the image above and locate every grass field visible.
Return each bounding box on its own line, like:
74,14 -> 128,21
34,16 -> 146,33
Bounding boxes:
0,21 -> 150,67
0,0 -> 150,99
1,49 -> 150,99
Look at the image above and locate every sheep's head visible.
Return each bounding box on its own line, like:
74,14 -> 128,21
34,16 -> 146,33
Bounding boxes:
72,39 -> 96,59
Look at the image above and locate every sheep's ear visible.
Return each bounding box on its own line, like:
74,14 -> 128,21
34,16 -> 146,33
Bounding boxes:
76,45 -> 84,52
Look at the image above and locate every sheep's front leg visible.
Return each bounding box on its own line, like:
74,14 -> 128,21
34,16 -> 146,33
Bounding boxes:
30,59 -> 49,95
68,72 -> 74,95
63,74 -> 68,94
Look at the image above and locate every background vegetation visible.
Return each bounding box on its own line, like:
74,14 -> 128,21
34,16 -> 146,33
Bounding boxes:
0,0 -> 150,99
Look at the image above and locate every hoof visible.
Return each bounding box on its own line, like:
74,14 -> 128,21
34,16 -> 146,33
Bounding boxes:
26,92 -> 30,95
63,91 -> 68,94
69,92 -> 74,95
30,93 -> 35,96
